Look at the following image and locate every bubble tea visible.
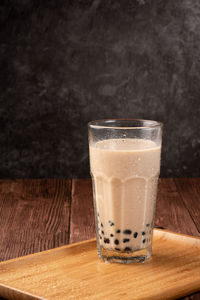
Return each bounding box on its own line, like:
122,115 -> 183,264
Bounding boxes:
88,120 -> 162,263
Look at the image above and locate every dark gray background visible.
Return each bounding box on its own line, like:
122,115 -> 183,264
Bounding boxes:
0,0 -> 199,178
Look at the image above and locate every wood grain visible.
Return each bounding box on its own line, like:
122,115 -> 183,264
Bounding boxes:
0,178 -> 199,300
155,178 -> 199,236
0,230 -> 200,300
174,178 -> 200,234
69,179 -> 95,244
0,179 -> 71,261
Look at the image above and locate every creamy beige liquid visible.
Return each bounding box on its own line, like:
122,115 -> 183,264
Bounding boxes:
90,138 -> 161,252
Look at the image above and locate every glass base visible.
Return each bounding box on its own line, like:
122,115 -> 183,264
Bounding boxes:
98,246 -> 152,264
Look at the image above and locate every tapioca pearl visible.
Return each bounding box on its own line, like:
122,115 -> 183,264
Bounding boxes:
124,247 -> 132,252
101,230 -> 104,235
142,239 -> 146,244
104,238 -> 110,244
100,236 -> 102,240
133,232 -> 138,238
146,223 -> 150,227
142,231 -> 146,236
110,234 -> 114,237
123,238 -> 130,243
123,229 -> 132,235
115,248 -> 120,251
101,223 -> 103,227
108,220 -> 115,226
116,229 -> 121,233
114,239 -> 119,245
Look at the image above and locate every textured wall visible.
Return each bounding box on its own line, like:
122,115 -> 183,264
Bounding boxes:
0,0 -> 200,178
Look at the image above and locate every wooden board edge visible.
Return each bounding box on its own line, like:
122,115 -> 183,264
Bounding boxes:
0,238 -> 97,265
154,228 -> 200,240
1,229 -> 200,266
0,282 -> 45,300
142,280 -> 200,300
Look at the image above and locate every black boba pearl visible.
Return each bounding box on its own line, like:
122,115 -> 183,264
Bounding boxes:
114,239 -> 119,245
110,234 -> 114,237
146,223 -> 150,227
101,223 -> 103,227
133,232 -> 138,238
124,247 -> 132,252
101,231 -> 104,235
123,239 -> 130,243
108,220 -> 115,226
100,236 -> 102,239
143,239 -> 146,243
115,248 -> 120,251
104,238 -> 110,244
116,229 -> 121,233
142,231 -> 146,235
123,229 -> 132,235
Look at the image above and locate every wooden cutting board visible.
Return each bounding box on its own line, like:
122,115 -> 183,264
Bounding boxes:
0,229 -> 200,300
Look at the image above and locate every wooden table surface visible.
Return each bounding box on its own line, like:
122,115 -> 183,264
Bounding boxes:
0,178 -> 199,300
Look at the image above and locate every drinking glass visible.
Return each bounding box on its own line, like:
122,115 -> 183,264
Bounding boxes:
88,119 -> 162,263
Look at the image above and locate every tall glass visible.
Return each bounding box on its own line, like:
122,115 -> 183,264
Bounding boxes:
88,119 -> 162,263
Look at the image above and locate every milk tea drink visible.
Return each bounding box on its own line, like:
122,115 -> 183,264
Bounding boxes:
89,138 -> 161,258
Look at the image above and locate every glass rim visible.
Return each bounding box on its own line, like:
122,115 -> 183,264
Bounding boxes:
88,119 -> 163,130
